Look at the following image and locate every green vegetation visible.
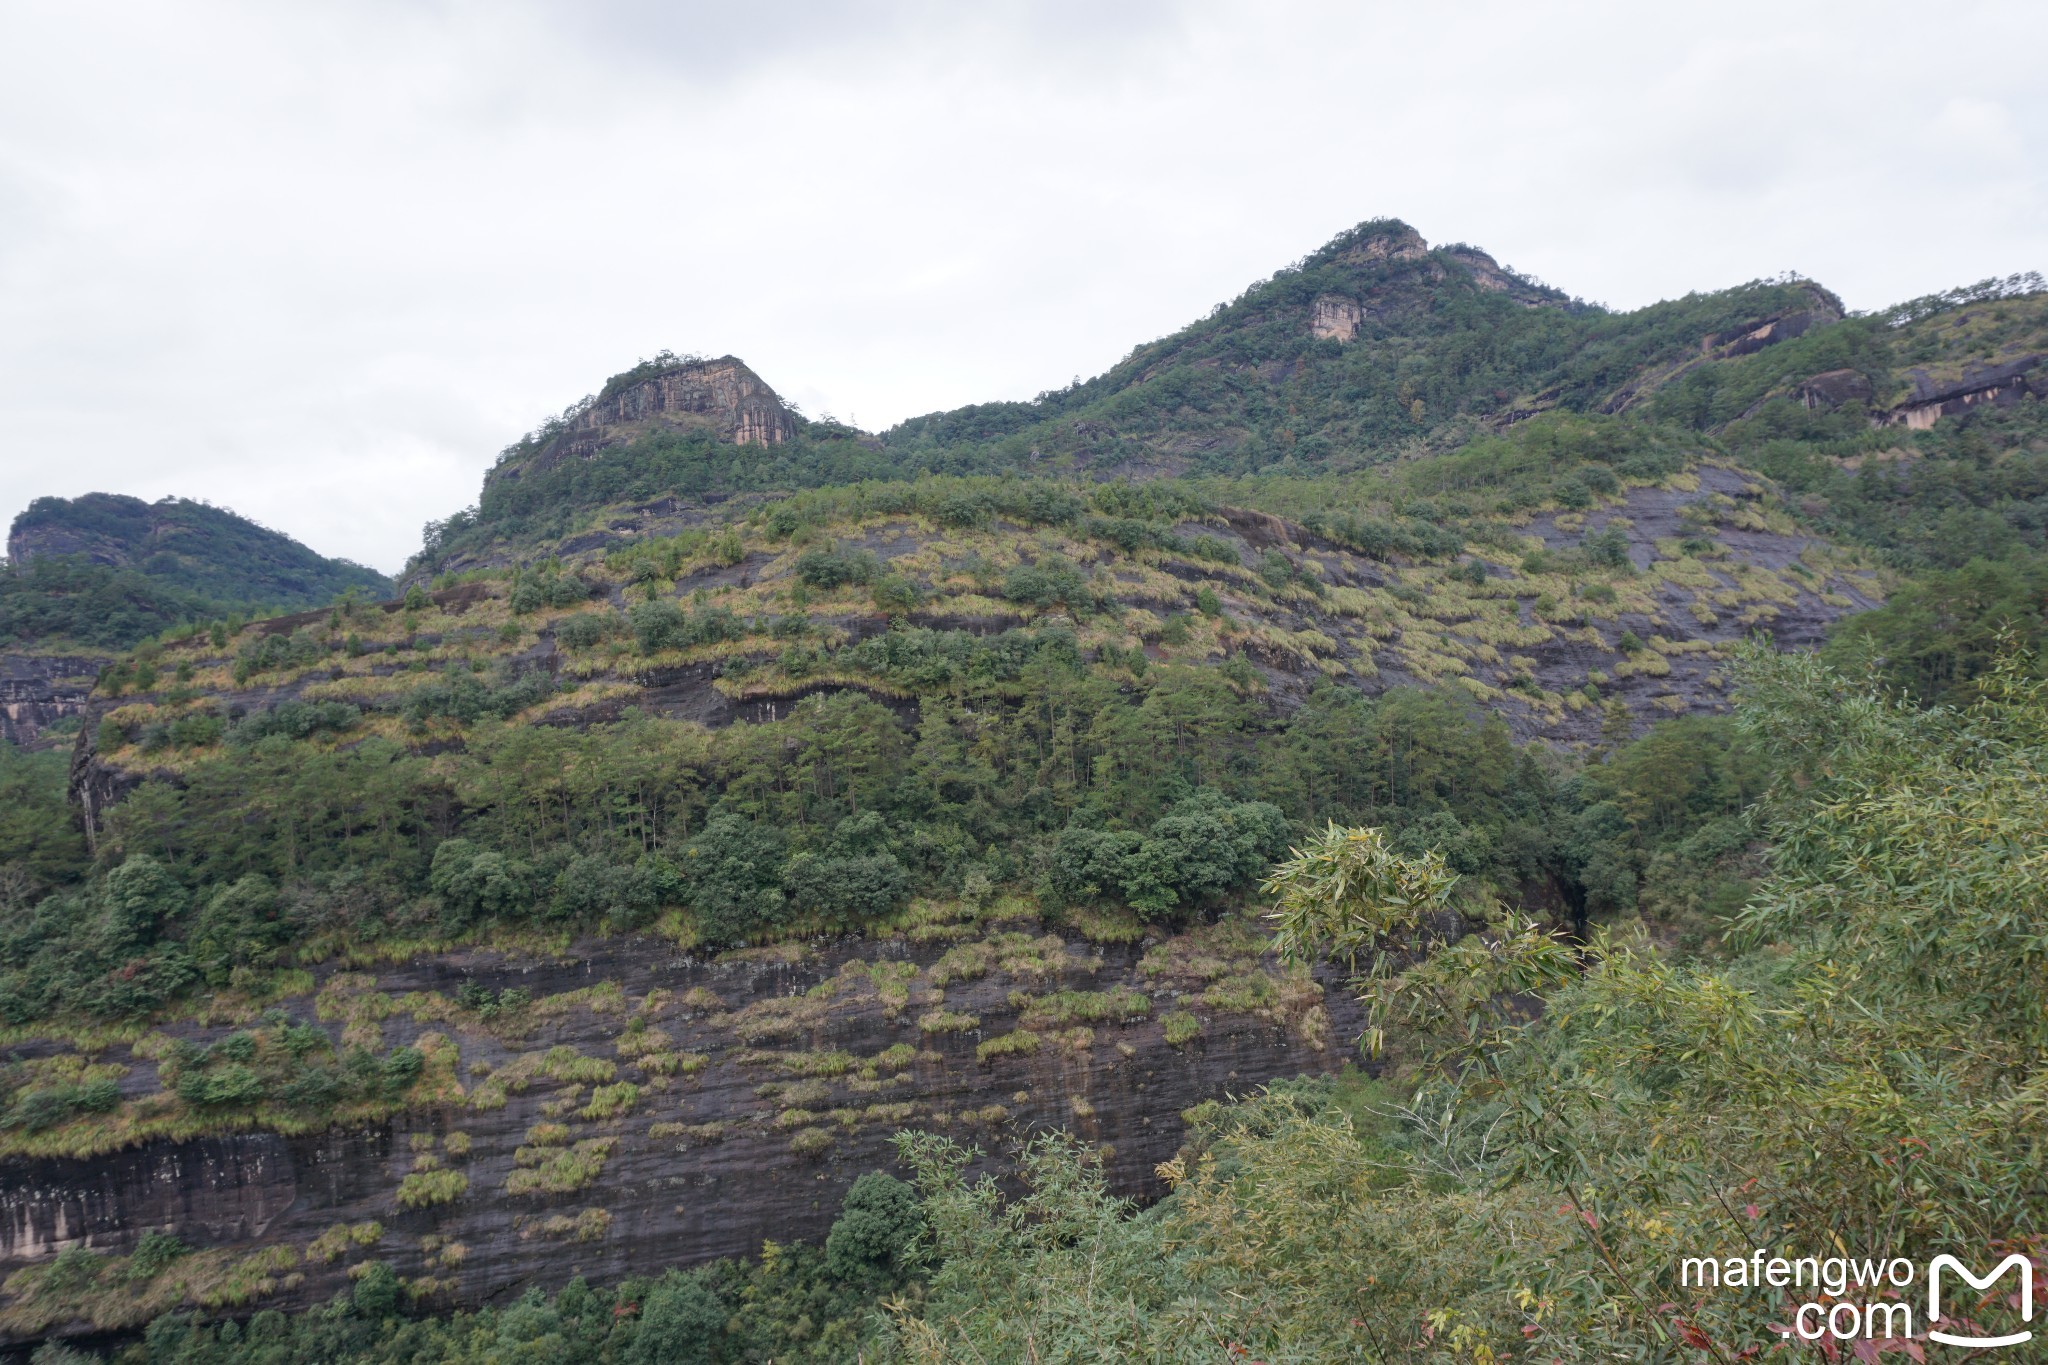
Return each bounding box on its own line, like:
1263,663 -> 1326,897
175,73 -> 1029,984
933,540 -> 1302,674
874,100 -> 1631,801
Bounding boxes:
6,223 -> 2048,1359
0,556 -> 225,652
505,1137 -> 617,1196
0,653 -> 1781,1032
393,1169 -> 468,1210
4,493 -> 391,651
884,647 -> 2048,1358
100,1173 -> 923,1363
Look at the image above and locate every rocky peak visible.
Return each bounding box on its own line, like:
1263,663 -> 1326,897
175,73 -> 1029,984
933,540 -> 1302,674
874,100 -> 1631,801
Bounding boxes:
1295,223 -> 1570,345
1318,220 -> 1431,267
495,355 -> 800,484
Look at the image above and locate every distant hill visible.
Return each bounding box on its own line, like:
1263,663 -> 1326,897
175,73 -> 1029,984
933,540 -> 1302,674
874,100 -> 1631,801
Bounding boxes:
9,493 -> 390,605
2,494 -> 392,655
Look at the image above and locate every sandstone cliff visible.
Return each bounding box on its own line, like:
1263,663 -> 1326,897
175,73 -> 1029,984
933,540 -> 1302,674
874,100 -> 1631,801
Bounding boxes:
0,654 -> 102,750
488,356 -> 799,489
0,918 -> 1359,1347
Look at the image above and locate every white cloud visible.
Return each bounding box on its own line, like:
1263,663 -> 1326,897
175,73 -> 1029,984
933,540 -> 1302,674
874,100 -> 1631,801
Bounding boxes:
0,0 -> 2042,571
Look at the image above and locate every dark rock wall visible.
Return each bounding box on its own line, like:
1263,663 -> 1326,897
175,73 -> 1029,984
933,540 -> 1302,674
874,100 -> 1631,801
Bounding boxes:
0,930 -> 1362,1342
0,654 -> 104,750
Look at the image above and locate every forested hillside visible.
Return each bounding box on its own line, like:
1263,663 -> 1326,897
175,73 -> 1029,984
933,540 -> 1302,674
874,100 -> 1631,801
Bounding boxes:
3,494 -> 392,654
2,220 -> 2045,1361
0,496 -> 394,750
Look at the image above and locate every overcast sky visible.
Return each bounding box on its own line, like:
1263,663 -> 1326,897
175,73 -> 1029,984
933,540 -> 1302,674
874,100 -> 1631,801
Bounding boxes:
2,1 -> 2043,573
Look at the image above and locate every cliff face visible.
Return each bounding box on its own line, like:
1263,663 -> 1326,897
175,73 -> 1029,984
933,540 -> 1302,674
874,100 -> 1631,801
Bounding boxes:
0,924 -> 1361,1346
490,356 -> 798,490
0,654 -> 103,750
1883,354 -> 2041,430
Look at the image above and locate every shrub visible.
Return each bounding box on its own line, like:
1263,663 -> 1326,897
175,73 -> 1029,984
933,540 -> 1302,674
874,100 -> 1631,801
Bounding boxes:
548,855 -> 674,930
794,547 -> 880,589
872,573 -> 923,615
188,874 -> 285,986
227,699 -> 359,747
628,599 -> 746,653
509,572 -> 598,614
789,1126 -> 836,1158
553,611 -> 618,649
395,1169 -> 469,1209
3,1078 -> 121,1132
783,852 -> 911,927
128,1230 -> 189,1279
1048,790 -> 1291,920
976,1030 -> 1041,1062
1002,557 -> 1091,611
176,1062 -> 265,1109
233,629 -> 327,683
401,668 -> 556,725
1582,525 -> 1632,570
429,839 -> 533,928
349,1261 -> 403,1319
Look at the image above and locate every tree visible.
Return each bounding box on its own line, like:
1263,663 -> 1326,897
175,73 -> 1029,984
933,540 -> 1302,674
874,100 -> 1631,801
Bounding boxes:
350,1261 -> 401,1320
682,815 -> 788,947
187,873 -> 284,985
825,1170 -> 924,1285
632,1272 -> 727,1365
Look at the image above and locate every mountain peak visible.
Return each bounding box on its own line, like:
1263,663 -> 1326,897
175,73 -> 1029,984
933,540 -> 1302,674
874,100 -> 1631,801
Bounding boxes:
489,353 -> 800,490
1310,217 -> 1431,267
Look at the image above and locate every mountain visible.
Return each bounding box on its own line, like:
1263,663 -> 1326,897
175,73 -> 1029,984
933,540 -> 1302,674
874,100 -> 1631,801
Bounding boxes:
1,219 -> 2044,1355
417,219 -> 2046,578
8,492 -> 391,609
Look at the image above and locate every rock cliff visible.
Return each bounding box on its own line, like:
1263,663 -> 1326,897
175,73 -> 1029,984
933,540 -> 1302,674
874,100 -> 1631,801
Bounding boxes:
0,654 -> 103,750
489,356 -> 799,488
0,920 -> 1361,1347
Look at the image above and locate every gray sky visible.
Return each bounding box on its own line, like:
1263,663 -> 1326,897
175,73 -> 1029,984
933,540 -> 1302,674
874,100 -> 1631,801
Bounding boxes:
2,1 -> 2043,573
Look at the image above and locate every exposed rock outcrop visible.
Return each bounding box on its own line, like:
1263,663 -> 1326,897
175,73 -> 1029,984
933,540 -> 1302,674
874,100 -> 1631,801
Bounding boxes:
1310,294 -> 1365,342
1330,224 -> 1430,265
1601,289 -> 1847,416
1701,307 -> 1832,360
0,655 -> 103,750
493,357 -> 798,487
1882,354 -> 2040,430
1795,368 -> 1874,409
1443,246 -> 1561,309
0,929 -> 1362,1347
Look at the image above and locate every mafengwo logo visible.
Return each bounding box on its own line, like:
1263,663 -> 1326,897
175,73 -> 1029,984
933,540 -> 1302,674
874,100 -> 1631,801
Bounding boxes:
1929,1255 -> 2033,1350
1679,1249 -> 2037,1348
